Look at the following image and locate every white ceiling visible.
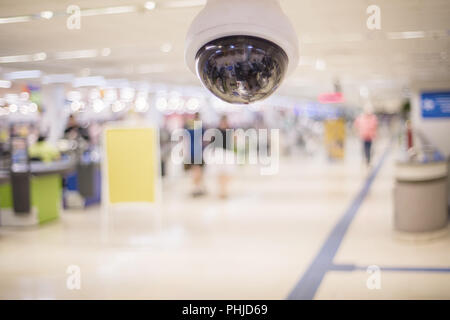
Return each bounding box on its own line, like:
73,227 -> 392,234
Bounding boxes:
0,0 -> 449,110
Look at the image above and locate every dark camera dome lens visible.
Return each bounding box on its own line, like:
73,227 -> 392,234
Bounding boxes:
196,36 -> 288,104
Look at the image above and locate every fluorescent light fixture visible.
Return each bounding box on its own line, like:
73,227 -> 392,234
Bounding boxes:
55,49 -> 98,60
73,76 -> 106,87
164,0 -> 206,8
0,80 -> 12,88
144,1 -> 156,10
387,31 -> 426,40
5,70 -> 42,80
0,54 -> 32,63
0,16 -> 32,24
42,73 -> 74,84
40,11 -> 54,19
0,52 -> 46,63
81,6 -> 137,17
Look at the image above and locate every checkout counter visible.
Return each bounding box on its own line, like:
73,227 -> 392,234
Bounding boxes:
0,159 -> 76,226
394,132 -> 449,235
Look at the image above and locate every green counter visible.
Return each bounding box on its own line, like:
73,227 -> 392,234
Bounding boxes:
0,174 -> 62,224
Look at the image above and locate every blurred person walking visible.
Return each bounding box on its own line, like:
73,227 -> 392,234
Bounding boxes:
216,115 -> 234,199
185,112 -> 206,197
354,107 -> 378,167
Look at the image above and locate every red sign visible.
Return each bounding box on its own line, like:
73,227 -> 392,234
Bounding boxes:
318,92 -> 344,104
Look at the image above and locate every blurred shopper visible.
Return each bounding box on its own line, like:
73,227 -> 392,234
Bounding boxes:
64,115 -> 90,142
185,112 -> 206,197
159,124 -> 171,177
29,135 -> 60,163
215,115 -> 234,199
354,108 -> 378,166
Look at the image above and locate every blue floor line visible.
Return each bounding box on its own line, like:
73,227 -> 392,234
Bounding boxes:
330,264 -> 450,273
373,266 -> 450,273
287,144 -> 392,300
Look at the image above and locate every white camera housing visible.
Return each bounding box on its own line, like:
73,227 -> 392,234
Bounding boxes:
185,0 -> 299,104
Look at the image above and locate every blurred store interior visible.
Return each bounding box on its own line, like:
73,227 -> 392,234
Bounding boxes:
0,0 -> 449,299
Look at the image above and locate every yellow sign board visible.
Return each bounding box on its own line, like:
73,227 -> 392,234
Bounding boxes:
324,118 -> 346,160
104,127 -> 159,204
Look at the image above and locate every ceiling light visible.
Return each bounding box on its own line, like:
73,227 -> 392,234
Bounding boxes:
387,31 -> 426,40
33,52 -> 47,61
135,98 -> 149,112
112,101 -> 125,113
156,97 -> 168,111
92,99 -> 105,113
55,49 -> 98,60
19,92 -> 30,101
40,11 -> 54,19
29,103 -> 38,113
19,105 -> 29,115
0,54 -> 32,63
120,87 -> 135,102
101,48 -> 111,57
315,59 -> 326,71
144,1 -> 156,10
5,70 -> 42,80
359,86 -> 369,98
164,0 -> 206,8
0,80 -> 12,88
81,6 -> 137,17
160,43 -> 173,53
9,104 -> 18,113
0,16 -> 32,24
186,97 -> 200,111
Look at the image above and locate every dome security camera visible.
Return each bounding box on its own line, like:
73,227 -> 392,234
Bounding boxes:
185,0 -> 299,104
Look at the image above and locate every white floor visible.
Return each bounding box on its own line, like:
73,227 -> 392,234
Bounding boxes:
0,135 -> 449,299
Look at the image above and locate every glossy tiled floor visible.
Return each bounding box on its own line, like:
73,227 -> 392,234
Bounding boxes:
0,134 -> 449,299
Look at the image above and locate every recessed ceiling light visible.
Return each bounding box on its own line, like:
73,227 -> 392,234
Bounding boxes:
40,11 -> 54,20
144,1 -> 156,10
160,43 -> 172,53
315,59 -> 326,71
101,48 -> 112,57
